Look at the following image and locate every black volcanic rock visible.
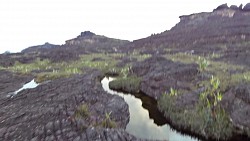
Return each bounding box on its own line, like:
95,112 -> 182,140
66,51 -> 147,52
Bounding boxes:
243,3 -> 250,11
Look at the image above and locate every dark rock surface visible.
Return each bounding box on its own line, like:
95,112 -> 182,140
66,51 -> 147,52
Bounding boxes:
0,70 -> 33,100
22,42 -> 60,53
214,3 -> 229,11
78,31 -> 96,37
2,3 -> 250,141
243,3 -> 250,11
239,4 -> 243,10
222,84 -> 250,128
122,5 -> 250,67
230,5 -> 239,10
0,54 -> 15,67
0,70 -> 142,141
65,32 -> 129,54
132,56 -> 198,99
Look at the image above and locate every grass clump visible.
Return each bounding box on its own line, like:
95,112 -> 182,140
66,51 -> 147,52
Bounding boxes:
109,76 -> 141,93
198,57 -> 209,72
35,72 -> 70,83
197,76 -> 233,139
101,112 -> 116,128
9,59 -> 51,74
75,104 -> 89,118
169,87 -> 178,96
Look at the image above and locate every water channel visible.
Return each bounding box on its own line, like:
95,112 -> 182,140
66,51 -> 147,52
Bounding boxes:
10,77 -> 199,140
101,77 -> 198,141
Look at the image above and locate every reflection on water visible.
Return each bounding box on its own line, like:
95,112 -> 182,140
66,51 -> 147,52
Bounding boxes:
8,79 -> 39,98
101,77 -> 198,141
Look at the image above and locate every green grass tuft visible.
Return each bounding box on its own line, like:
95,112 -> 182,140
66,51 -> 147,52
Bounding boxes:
109,76 -> 141,93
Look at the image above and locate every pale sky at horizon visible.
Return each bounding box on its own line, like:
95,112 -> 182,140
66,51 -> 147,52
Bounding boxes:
0,0 -> 249,53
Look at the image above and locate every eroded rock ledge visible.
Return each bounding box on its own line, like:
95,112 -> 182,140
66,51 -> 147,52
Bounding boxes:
0,70 -> 142,141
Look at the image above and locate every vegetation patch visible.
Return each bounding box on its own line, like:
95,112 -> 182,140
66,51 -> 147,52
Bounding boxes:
101,112 -> 117,128
75,104 -> 90,118
109,76 -> 141,93
2,53 -> 151,83
158,76 -> 234,140
166,52 -> 249,91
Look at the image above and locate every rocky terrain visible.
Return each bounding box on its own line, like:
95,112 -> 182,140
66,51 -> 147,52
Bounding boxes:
1,3 -> 250,141
0,69 -> 141,141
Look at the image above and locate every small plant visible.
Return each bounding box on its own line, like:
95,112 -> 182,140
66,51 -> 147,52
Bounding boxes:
243,74 -> 250,81
199,76 -> 223,117
210,75 -> 220,90
75,104 -> 89,118
101,112 -> 116,128
169,87 -> 178,96
198,56 -> 209,72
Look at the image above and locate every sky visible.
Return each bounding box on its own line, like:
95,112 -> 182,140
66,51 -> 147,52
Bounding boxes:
0,0 -> 249,53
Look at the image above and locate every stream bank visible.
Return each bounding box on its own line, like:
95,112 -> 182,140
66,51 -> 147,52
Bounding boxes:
102,77 -> 198,141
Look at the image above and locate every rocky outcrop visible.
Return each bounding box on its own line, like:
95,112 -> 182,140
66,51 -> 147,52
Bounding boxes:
78,31 -> 95,37
65,32 -> 129,53
132,56 -> 198,99
239,4 -> 243,10
214,3 -> 229,11
0,54 -> 15,67
230,5 -> 239,10
243,3 -> 250,11
0,70 -> 140,141
213,3 -> 250,11
222,84 -> 250,129
0,70 -> 33,100
22,42 -> 60,53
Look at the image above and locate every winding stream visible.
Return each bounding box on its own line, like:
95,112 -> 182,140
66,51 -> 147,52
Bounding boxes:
101,77 -> 198,141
